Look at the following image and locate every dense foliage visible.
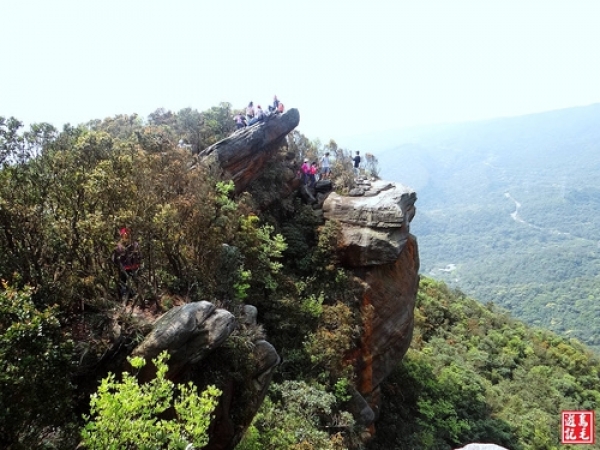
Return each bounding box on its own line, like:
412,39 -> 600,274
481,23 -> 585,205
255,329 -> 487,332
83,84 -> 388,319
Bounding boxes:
0,284 -> 75,448
368,277 -> 600,450
82,352 -> 220,450
0,108 -> 363,448
237,380 -> 353,450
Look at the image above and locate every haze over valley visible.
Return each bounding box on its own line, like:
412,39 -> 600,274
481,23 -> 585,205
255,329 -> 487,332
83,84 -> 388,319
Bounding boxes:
351,103 -> 600,351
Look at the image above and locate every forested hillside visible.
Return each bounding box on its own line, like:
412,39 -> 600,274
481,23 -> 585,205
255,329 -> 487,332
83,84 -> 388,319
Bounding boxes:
1,106 -> 407,449
367,104 -> 600,351
368,277 -> 600,450
1,105 -> 599,450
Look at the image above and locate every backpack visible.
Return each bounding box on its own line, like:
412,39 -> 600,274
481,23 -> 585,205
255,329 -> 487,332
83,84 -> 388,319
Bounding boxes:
114,242 -> 142,271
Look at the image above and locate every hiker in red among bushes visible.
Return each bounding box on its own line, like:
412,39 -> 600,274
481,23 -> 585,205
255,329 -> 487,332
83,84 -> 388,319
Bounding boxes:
111,227 -> 142,300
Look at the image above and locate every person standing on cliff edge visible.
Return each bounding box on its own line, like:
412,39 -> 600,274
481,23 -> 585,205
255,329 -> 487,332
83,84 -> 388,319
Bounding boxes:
353,151 -> 361,177
320,152 -> 331,180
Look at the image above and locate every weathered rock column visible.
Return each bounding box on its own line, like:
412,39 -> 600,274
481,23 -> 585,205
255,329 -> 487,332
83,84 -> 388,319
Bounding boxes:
323,180 -> 419,426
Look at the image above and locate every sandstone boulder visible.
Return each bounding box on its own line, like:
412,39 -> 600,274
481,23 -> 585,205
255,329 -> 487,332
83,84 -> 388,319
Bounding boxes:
323,180 -> 417,267
322,180 -> 419,431
350,234 -> 419,425
131,301 -> 235,374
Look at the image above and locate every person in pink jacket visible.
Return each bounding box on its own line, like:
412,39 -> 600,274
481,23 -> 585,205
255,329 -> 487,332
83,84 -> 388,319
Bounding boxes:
300,158 -> 310,185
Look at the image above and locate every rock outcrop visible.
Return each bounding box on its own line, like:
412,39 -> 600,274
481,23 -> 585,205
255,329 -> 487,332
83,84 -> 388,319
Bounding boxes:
323,180 -> 417,267
324,180 -> 419,429
198,109 -> 300,194
130,301 -> 280,450
131,301 -> 236,377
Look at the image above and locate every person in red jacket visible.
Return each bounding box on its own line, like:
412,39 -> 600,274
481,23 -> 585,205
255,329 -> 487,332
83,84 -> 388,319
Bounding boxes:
111,227 -> 142,300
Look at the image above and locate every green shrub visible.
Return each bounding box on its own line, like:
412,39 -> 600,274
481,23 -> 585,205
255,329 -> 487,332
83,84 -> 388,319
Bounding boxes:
0,283 -> 74,449
81,351 -> 221,450
238,380 -> 353,450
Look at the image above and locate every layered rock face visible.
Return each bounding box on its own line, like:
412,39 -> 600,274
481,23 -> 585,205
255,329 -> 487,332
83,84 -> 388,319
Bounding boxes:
324,180 -> 419,426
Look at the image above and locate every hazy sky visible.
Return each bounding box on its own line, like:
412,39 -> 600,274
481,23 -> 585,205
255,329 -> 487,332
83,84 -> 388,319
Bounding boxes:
2,0 -> 599,143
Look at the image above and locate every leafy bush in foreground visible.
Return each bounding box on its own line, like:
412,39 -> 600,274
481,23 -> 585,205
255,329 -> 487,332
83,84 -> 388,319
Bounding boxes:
82,351 -> 221,450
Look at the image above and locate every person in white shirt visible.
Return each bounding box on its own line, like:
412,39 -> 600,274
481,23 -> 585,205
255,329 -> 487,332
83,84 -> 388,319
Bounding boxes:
246,101 -> 255,121
320,152 -> 331,180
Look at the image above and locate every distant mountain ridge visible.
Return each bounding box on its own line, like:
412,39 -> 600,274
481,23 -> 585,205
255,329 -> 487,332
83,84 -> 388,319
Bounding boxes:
350,103 -> 600,351
354,103 -> 600,196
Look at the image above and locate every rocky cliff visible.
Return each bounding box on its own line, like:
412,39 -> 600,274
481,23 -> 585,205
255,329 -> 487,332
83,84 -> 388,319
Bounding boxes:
130,109 -> 419,448
323,181 -> 419,430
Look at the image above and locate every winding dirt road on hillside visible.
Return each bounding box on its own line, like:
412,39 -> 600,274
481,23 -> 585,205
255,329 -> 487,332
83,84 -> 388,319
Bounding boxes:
504,192 -> 573,238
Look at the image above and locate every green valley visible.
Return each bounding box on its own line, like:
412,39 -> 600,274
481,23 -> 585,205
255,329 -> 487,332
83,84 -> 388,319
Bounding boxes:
364,104 -> 600,352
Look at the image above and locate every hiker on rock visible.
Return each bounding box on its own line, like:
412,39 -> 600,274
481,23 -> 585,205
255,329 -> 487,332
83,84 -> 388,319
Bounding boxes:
248,105 -> 266,126
353,151 -> 361,176
269,95 -> 284,114
300,158 -> 311,185
256,105 -> 265,120
234,112 -> 246,129
309,161 -> 318,187
246,101 -> 255,121
320,152 -> 331,180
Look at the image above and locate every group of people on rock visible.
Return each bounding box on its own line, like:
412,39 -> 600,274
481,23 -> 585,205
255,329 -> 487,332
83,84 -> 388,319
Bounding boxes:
299,152 -> 332,187
299,150 -> 363,187
234,95 -> 285,129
